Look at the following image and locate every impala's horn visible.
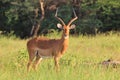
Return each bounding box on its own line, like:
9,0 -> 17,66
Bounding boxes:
55,8 -> 65,26
67,8 -> 78,26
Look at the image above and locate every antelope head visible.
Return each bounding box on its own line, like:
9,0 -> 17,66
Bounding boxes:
55,8 -> 78,39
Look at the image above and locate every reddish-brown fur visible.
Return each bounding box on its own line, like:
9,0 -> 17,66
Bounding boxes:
27,8 -> 77,72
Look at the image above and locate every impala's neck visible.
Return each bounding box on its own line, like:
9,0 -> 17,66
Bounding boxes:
59,31 -> 69,54
60,31 -> 69,48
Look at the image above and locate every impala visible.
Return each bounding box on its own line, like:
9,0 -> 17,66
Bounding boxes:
27,8 -> 78,72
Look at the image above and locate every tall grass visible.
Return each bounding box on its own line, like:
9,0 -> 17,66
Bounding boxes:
0,33 -> 120,80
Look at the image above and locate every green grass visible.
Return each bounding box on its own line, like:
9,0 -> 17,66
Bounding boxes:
0,33 -> 120,80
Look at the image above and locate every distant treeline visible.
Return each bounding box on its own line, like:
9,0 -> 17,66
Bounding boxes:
0,0 -> 120,38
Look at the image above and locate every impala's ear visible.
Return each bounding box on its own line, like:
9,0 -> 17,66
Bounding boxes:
57,23 -> 63,29
70,24 -> 76,29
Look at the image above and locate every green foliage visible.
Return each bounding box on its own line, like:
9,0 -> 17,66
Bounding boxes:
0,0 -> 120,38
0,0 -> 37,38
96,0 -> 120,31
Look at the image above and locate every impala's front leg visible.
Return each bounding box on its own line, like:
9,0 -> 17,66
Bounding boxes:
54,56 -> 60,71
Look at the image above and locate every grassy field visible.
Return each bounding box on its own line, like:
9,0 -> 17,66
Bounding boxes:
0,33 -> 120,80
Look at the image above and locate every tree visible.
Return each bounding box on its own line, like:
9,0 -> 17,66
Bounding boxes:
97,0 -> 120,32
0,0 -> 119,38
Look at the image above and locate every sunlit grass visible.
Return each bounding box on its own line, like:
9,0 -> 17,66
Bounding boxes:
0,33 -> 120,80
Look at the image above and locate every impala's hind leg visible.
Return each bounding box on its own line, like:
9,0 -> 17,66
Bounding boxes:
27,49 -> 36,72
33,54 -> 42,71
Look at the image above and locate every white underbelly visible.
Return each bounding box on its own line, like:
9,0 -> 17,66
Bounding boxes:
35,48 -> 53,58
